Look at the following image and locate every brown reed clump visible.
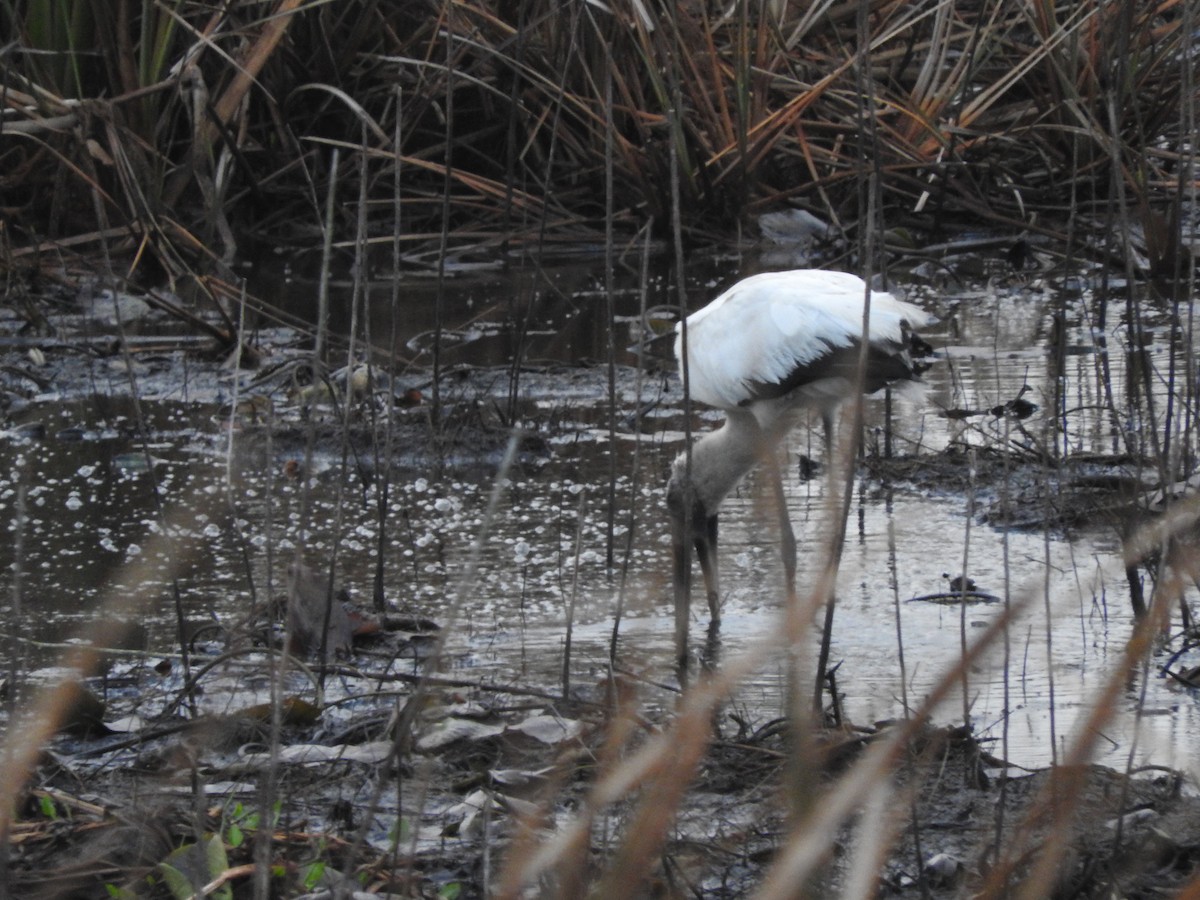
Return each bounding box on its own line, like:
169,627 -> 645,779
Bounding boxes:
1,0 -> 1193,273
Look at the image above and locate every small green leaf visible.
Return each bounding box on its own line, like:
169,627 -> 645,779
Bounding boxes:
158,836 -> 231,900
227,822 -> 244,848
203,834 -> 232,900
38,795 -> 56,819
302,860 -> 326,891
157,862 -> 192,900
439,883 -> 462,899
388,817 -> 410,842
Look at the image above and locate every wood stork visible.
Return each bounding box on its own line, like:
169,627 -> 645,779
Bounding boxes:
667,269 -> 934,634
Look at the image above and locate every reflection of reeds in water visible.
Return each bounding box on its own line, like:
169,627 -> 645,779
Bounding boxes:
4,272 -> 1200,895
4,203 -> 1199,900
5,423 -> 1199,895
493,463 -> 1198,897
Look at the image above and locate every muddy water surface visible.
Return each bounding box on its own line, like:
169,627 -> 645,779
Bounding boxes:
2,256 -> 1197,779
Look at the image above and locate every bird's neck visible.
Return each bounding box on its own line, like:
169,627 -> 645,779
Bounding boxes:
672,410 -> 769,512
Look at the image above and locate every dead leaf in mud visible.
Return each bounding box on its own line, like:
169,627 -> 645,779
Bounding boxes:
437,701 -> 489,718
103,714 -> 147,734
227,740 -> 394,771
507,714 -> 582,745
444,789 -> 495,838
1106,808 -> 1159,833
201,781 -> 258,796
489,766 -> 555,787
417,718 -> 506,751
1166,664 -> 1200,688
417,713 -> 582,751
916,851 -> 964,888
445,789 -> 540,838
234,697 -> 322,726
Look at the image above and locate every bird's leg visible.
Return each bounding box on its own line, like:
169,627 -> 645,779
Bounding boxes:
701,617 -> 722,672
695,514 -> 721,623
671,526 -> 692,669
766,449 -> 797,598
814,409 -> 855,717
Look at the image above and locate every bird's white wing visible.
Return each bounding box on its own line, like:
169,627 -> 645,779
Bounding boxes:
676,270 -> 931,410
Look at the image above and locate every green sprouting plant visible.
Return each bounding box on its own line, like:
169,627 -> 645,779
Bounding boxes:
388,815 -> 411,844
36,793 -> 58,819
300,858 -> 327,891
220,800 -> 261,849
157,834 -> 232,900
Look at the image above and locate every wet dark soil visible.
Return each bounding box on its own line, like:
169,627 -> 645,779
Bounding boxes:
866,446 -> 1160,534
19,692 -> 1200,898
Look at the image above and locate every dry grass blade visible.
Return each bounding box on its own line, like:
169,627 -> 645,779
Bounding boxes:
753,590 -> 1030,899
494,649 -> 765,896
202,0 -> 307,146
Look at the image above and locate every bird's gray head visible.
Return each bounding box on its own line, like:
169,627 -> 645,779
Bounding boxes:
666,457 -> 709,538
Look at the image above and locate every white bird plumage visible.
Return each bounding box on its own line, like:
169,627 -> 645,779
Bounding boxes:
678,270 -> 930,411
668,269 -> 934,641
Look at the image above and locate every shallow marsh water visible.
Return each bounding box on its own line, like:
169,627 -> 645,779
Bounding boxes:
2,255 -> 1198,782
